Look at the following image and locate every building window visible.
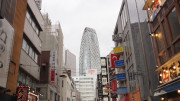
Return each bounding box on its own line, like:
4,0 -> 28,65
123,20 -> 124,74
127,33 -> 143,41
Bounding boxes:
121,5 -> 128,30
167,8 -> 180,40
155,27 -> 165,53
22,37 -> 38,63
26,8 -> 40,36
174,39 -> 180,53
162,21 -> 170,46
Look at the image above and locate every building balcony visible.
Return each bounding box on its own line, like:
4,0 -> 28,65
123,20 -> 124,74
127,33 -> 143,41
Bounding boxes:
112,34 -> 122,42
117,87 -> 128,95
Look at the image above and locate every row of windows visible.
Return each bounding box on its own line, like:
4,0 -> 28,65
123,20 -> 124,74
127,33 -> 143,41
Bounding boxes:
18,69 -> 36,89
121,4 -> 128,30
26,9 -> 40,36
22,37 -> 38,63
153,3 -> 180,65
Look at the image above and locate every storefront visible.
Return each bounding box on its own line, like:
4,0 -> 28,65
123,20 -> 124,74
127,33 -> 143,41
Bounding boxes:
154,53 -> 180,101
143,0 -> 180,100
16,86 -> 39,101
17,69 -> 40,101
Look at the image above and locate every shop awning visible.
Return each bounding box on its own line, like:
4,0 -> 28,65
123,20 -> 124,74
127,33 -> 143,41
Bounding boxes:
155,52 -> 180,71
154,82 -> 180,96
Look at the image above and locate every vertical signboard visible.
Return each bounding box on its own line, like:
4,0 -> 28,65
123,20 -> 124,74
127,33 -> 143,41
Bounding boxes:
17,86 -> 29,101
101,68 -> 107,75
51,51 -> 57,83
101,58 -> 106,66
103,87 -> 108,95
51,70 -> 55,83
111,54 -> 119,68
112,80 -> 117,91
0,19 -> 14,88
102,77 -> 107,85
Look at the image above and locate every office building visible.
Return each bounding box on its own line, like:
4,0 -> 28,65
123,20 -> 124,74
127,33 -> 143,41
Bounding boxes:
79,27 -> 101,75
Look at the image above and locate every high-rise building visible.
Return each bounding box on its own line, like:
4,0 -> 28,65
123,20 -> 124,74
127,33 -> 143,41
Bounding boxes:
112,0 -> 159,100
79,27 -> 101,75
65,50 -> 76,76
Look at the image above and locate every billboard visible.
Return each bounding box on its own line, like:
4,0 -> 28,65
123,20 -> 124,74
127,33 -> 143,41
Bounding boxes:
0,19 -> 14,88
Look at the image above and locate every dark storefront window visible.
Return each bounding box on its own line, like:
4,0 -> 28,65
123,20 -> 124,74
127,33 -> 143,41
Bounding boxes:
174,39 -> 180,53
155,27 -> 165,53
162,21 -> 170,46
168,8 -> 180,40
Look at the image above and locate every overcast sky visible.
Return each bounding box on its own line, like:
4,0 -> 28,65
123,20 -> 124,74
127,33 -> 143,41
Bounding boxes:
41,0 -> 122,72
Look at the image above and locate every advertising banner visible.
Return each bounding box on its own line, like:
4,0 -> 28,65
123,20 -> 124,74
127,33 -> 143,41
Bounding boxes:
111,54 -> 119,68
112,80 -> 117,91
101,68 -> 107,75
0,19 -> 14,88
17,86 -> 29,101
114,46 -> 123,54
115,60 -> 124,67
116,73 -> 126,80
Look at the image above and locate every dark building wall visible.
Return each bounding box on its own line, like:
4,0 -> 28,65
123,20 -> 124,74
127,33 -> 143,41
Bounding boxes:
39,51 -> 50,83
6,0 -> 27,95
0,0 -> 16,24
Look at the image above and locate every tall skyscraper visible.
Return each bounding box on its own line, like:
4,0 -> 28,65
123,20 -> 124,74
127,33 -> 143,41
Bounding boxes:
79,27 -> 101,75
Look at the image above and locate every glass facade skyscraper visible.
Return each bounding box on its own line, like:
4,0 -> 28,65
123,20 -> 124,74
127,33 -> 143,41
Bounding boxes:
79,27 -> 101,75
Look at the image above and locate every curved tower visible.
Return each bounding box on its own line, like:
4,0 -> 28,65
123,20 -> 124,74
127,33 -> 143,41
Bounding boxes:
79,27 -> 101,75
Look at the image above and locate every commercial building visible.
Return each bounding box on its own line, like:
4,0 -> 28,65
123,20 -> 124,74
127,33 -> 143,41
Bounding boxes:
17,0 -> 43,99
36,13 -> 63,101
65,49 -> 76,76
143,0 -> 180,100
73,69 -> 97,101
79,27 -> 101,75
0,0 -> 44,100
112,0 -> 159,100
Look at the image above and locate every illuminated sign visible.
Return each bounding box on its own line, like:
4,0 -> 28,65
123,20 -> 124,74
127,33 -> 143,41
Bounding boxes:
101,68 -> 107,75
17,86 -> 29,101
102,77 -> 107,85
